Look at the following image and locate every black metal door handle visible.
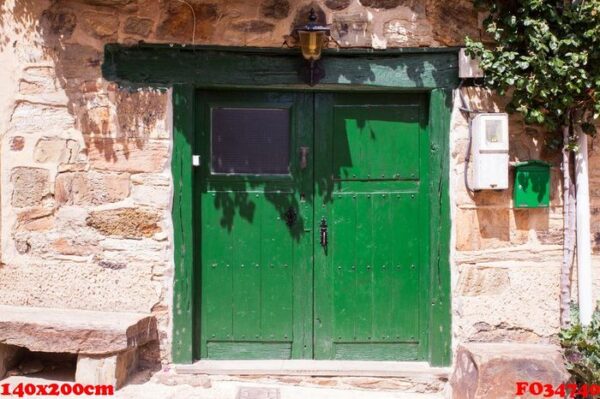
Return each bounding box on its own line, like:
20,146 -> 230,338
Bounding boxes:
320,217 -> 328,248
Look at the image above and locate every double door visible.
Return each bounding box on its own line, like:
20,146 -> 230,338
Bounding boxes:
196,90 -> 430,360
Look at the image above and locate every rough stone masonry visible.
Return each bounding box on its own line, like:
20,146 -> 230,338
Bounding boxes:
0,0 -> 599,374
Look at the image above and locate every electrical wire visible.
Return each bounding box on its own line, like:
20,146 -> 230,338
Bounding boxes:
176,0 -> 196,46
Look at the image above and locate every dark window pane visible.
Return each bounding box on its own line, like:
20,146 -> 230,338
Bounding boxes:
211,107 -> 290,174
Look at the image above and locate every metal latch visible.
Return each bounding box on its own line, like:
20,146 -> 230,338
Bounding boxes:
192,155 -> 201,167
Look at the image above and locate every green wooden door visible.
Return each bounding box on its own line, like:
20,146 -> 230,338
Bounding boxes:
196,90 -> 430,360
196,90 -> 314,359
313,93 -> 430,360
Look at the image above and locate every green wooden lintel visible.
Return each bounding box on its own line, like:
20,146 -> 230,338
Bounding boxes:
102,44 -> 459,90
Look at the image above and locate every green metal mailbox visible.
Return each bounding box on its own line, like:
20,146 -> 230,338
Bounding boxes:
513,160 -> 551,208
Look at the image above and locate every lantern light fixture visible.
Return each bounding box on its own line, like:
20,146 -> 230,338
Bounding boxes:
294,8 -> 331,86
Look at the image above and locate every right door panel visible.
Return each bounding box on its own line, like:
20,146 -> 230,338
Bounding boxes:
314,92 -> 430,360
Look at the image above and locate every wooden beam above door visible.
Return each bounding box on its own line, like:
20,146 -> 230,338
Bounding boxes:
102,44 -> 460,90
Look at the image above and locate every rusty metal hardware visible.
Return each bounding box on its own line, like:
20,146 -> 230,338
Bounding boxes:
284,207 -> 297,227
300,146 -> 309,170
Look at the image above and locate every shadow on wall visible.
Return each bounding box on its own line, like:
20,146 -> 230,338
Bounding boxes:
0,0 -> 170,368
1,0 -> 168,165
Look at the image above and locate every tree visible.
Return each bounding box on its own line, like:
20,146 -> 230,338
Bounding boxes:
466,0 -> 600,328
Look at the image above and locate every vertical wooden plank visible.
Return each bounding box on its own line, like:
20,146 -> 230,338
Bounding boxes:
428,88 -> 452,366
201,195 -> 233,345
371,193 -> 393,341
300,92 -> 315,358
393,194 -> 420,341
313,93 -> 334,359
354,194 -> 373,341
261,194 -> 294,342
172,84 -> 195,363
232,196 -> 262,340
331,194 -> 357,343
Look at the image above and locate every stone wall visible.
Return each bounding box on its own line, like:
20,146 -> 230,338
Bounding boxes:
451,89 -> 600,346
0,0 -> 598,365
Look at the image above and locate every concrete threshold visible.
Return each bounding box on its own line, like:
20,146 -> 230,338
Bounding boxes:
175,360 -> 451,378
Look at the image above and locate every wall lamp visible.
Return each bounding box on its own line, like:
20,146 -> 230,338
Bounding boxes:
294,8 -> 331,86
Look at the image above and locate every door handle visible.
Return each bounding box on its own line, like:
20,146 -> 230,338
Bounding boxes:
299,147 -> 309,170
320,217 -> 328,249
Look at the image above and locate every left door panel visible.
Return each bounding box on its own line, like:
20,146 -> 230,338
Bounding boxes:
195,91 -> 313,359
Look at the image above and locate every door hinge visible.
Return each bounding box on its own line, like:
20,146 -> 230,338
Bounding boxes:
192,155 -> 201,167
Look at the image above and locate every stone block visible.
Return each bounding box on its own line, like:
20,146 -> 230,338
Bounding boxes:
0,305 -> 157,355
232,20 -> 275,34
16,207 -> 55,232
131,184 -> 171,208
157,1 -> 218,41
325,0 -> 351,10
34,138 -> 79,163
360,0 -> 401,9
76,349 -> 137,389
0,344 -> 22,379
260,0 -> 290,19
81,0 -> 134,5
116,90 -> 168,138
11,167 -> 50,208
10,136 -> 25,151
457,265 -> 509,296
55,171 -> 130,205
81,10 -> 119,38
451,343 -> 568,399
40,5 -> 77,38
130,173 -> 170,187
332,12 -> 373,47
60,44 -> 102,81
9,102 -> 73,135
86,208 -> 161,238
456,261 -> 561,341
383,16 -> 434,47
52,238 -> 99,256
87,139 -> 169,173
426,0 -> 479,46
79,105 -> 111,137
123,17 -> 154,37
455,208 -> 511,251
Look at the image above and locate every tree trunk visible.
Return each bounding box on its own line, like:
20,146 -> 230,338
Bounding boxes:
560,123 -> 576,328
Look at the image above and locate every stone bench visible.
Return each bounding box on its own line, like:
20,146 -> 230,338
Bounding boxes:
0,305 -> 157,389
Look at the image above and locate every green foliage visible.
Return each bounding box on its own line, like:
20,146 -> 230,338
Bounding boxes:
466,0 -> 600,135
560,307 -> 600,386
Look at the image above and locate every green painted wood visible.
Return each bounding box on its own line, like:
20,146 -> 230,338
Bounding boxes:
428,89 -> 452,366
333,343 -> 419,361
102,45 -> 459,90
196,90 -> 313,359
314,93 -> 430,361
171,84 -> 195,364
206,342 -> 293,360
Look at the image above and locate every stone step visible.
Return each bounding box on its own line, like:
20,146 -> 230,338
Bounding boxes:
177,359 -> 450,377
122,378 -> 447,399
176,360 -> 450,394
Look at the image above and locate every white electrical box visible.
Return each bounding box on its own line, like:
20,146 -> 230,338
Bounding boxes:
471,113 -> 509,190
459,48 -> 484,79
